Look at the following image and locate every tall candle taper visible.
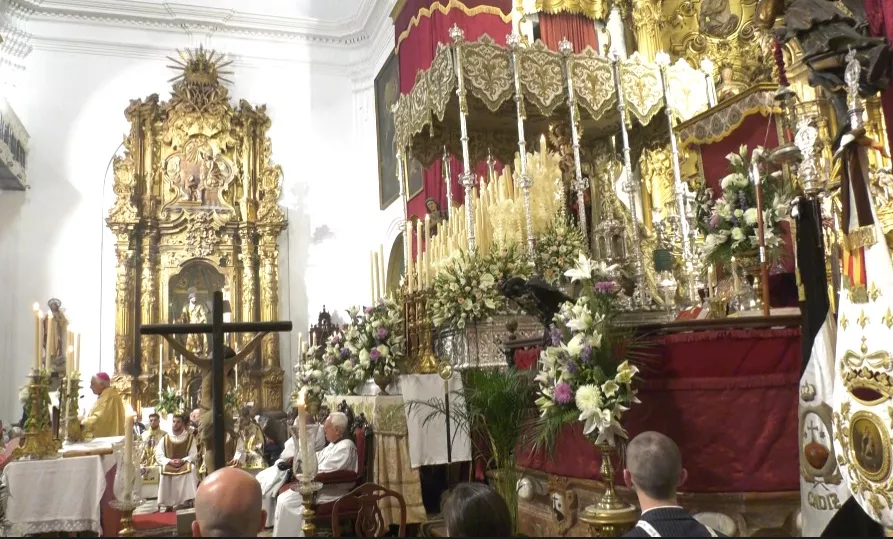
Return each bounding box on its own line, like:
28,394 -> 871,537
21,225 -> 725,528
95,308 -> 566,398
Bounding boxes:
379,244 -> 386,298
32,303 -> 40,371
296,389 -> 308,458
178,355 -> 184,394
38,311 -> 45,372
124,413 -> 134,496
158,342 -> 164,396
373,252 -> 381,301
75,333 -> 81,373
369,251 -> 375,303
46,312 -> 55,372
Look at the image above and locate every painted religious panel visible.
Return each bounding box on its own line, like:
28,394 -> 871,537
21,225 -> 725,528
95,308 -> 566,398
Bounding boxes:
407,156 -> 423,200
376,53 -> 400,209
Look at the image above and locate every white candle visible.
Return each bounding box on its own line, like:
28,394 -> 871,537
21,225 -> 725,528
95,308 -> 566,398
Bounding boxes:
37,311 -> 45,372
159,342 -> 164,396
66,345 -> 74,392
369,251 -> 375,304
32,303 -> 40,371
75,333 -> 81,373
296,389 -> 308,462
297,332 -> 303,359
124,414 -> 134,495
46,312 -> 55,372
379,244 -> 386,297
179,355 -> 184,394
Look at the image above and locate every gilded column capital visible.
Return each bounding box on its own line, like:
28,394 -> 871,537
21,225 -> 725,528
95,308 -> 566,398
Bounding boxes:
630,0 -> 661,61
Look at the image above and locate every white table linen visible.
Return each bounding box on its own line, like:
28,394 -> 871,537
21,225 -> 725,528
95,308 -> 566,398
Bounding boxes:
401,373 -> 472,467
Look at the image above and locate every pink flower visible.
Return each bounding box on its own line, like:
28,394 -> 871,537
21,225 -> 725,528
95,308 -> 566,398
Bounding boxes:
554,382 -> 574,405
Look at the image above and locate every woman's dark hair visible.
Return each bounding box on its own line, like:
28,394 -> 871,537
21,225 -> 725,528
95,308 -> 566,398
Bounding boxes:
442,482 -> 512,537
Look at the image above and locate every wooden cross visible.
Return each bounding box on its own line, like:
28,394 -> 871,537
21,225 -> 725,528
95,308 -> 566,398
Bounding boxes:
140,291 -> 292,471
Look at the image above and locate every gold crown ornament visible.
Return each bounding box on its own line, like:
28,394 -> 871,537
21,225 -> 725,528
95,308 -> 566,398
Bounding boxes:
800,382 -> 817,402
167,45 -> 232,86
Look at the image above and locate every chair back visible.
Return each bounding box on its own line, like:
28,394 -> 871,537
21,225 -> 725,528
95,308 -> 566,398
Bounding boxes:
353,413 -> 374,484
332,482 -> 407,537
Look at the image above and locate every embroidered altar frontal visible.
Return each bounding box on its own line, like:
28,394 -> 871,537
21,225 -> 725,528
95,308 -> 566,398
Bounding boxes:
518,327 -> 801,493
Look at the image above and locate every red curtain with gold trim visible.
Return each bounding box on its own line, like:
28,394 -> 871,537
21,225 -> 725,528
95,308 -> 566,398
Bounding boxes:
539,12 -> 598,53
864,0 -> 893,153
394,0 -> 512,226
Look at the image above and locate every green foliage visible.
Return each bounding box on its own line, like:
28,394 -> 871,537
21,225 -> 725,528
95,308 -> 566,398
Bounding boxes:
407,368 -> 536,534
534,214 -> 588,286
155,388 -> 184,415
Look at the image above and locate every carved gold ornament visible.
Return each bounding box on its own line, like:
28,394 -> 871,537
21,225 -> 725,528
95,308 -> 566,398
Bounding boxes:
106,47 -> 286,412
834,404 -> 893,517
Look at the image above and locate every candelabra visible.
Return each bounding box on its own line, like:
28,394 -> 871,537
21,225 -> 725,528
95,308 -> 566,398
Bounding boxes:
62,373 -> 84,443
417,291 -> 439,374
13,370 -> 62,461
110,437 -> 144,537
297,432 -> 323,536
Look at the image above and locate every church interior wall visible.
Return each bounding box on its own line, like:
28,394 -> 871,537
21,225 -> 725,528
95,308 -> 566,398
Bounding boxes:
0,5 -> 400,420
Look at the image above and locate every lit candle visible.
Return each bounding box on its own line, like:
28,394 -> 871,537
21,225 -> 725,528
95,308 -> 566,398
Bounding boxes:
369,251 -> 375,303
32,303 -> 40,371
45,312 -> 55,372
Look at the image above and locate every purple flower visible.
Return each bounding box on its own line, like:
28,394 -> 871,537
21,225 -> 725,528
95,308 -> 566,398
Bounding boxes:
340,348 -> 350,359
594,281 -> 618,294
709,214 -> 719,230
566,361 -> 579,375
364,306 -> 375,314
303,375 -> 310,384
581,345 -> 592,364
550,327 -> 562,346
376,327 -> 389,341
738,190 -> 746,209
370,348 -> 381,362
331,334 -> 341,345
326,356 -> 335,365
554,382 -> 574,405
730,215 -> 739,227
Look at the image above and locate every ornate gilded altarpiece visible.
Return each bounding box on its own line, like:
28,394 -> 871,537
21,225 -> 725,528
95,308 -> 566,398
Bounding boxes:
106,48 -> 287,412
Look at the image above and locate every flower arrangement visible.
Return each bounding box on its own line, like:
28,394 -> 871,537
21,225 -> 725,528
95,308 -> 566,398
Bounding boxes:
696,145 -> 790,267
430,244 -> 531,329
535,215 -> 588,286
533,254 -> 641,448
294,346 -> 327,409
321,330 -> 363,395
154,388 -> 184,416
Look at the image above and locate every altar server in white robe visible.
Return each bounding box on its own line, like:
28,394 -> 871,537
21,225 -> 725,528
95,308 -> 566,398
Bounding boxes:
155,414 -> 199,511
256,422 -> 326,528
273,412 -> 358,537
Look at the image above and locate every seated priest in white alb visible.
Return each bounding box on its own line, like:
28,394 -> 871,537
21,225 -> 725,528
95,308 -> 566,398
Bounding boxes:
273,412 -> 358,537
256,417 -> 326,528
155,413 -> 198,512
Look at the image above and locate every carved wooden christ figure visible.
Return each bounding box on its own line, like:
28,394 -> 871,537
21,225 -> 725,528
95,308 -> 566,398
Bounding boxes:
180,288 -> 209,355
159,331 -> 268,474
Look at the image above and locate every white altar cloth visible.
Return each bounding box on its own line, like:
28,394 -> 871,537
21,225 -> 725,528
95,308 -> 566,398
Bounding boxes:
401,373 -> 472,468
2,455 -> 106,536
61,436 -> 124,473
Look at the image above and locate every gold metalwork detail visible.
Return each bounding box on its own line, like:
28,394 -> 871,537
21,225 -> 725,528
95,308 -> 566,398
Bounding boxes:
842,345 -> 892,372
849,285 -> 870,305
842,369 -> 893,404
844,225 -> 878,250
834,403 -> 893,518
535,0 -> 609,20
841,313 -> 850,330
883,308 -> 893,329
106,47 -> 286,412
859,310 -> 870,329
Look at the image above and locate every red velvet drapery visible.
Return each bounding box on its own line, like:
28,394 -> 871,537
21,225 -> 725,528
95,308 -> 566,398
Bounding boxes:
394,0 -> 512,225
539,12 -> 598,53
515,328 -> 801,493
864,0 -> 893,153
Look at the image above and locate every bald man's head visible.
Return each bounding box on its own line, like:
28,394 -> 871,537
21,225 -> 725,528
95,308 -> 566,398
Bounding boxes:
192,467 -> 265,537
624,431 -> 684,501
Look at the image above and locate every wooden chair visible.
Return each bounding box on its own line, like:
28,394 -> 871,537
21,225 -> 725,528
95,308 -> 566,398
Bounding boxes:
331,483 -> 407,538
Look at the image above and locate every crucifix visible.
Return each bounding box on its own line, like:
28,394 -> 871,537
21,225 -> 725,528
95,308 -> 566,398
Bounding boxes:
140,291 -> 292,473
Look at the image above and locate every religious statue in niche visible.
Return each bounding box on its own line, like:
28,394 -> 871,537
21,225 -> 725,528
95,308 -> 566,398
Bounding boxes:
164,136 -> 235,207
425,198 -> 447,236
698,0 -> 740,38
180,288 -> 209,355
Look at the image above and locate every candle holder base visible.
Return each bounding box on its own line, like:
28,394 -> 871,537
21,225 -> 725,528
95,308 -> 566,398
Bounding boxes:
297,480 -> 323,536
63,374 -> 84,444
109,499 -> 141,538
13,371 -> 62,461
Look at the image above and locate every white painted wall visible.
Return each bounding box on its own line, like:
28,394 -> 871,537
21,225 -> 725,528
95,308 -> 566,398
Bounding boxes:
0,4 -> 401,421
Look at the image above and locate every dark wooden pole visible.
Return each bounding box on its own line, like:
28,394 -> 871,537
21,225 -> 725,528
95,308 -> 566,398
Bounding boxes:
211,291 -> 226,471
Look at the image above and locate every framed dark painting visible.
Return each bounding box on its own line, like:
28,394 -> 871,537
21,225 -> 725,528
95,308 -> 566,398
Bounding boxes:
376,53 -> 401,209
407,157 -> 424,199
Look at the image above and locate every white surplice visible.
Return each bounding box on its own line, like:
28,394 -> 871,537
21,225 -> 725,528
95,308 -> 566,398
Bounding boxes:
155,430 -> 198,508
256,426 -> 326,528
272,438 -> 358,537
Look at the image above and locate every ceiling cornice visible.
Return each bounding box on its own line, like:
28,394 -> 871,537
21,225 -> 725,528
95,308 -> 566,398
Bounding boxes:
8,0 -> 381,45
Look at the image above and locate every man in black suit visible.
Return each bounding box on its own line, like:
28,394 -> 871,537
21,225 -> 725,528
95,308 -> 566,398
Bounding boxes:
622,431 -> 722,537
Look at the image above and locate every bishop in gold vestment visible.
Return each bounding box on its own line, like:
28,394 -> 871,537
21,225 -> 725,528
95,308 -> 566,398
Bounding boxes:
155,414 -> 198,510
82,373 -> 125,438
